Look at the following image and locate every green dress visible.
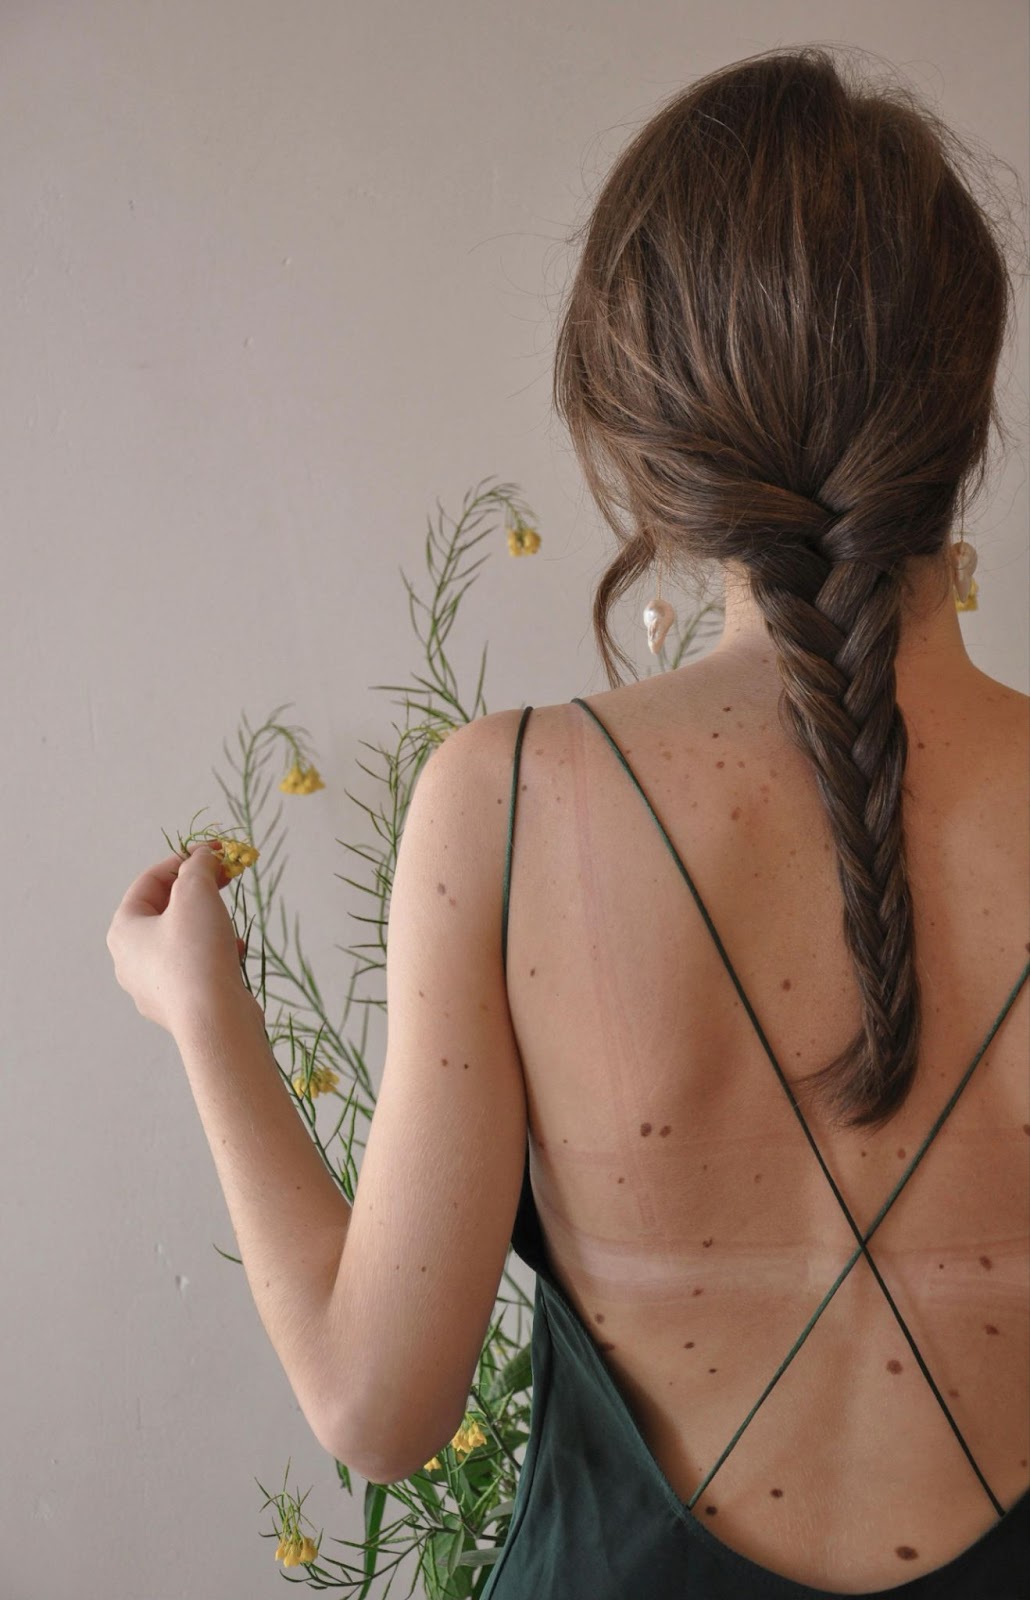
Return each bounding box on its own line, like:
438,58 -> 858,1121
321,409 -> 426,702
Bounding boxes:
481,699 -> 1030,1599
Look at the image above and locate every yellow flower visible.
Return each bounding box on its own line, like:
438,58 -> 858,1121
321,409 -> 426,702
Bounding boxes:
279,761 -> 326,794
422,1413 -> 487,1473
203,836 -> 260,879
450,1415 -> 488,1460
291,1064 -> 340,1099
506,523 -> 541,557
275,1533 -> 318,1566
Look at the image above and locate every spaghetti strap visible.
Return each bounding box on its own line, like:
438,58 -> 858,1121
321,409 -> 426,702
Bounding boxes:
502,698 -> 1030,1520
501,704 -> 535,988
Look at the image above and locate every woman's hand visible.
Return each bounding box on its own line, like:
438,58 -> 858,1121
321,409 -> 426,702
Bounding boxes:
106,840 -> 253,1036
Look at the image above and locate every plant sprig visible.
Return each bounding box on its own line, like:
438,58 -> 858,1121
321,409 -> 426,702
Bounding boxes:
196,476 -> 721,1595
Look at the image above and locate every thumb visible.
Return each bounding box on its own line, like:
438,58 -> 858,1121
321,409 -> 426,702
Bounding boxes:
186,839 -> 229,883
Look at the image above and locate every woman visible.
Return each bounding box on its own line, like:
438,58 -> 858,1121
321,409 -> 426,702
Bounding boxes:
482,45 -> 1028,1598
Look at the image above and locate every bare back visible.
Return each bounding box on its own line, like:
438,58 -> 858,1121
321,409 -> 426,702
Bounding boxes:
502,658 -> 1029,1594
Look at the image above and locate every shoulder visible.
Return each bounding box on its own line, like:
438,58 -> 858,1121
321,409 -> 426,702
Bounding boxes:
421,685 -> 679,797
419,709 -> 527,791
408,709 -> 548,854
425,701 -> 579,775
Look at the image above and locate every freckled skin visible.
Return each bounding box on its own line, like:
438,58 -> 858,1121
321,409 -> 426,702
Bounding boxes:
985,1324 -> 1000,1336
980,1256 -> 993,1269
781,978 -> 791,990
770,1488 -> 784,1498
641,1122 -> 652,1136
705,1505 -> 718,1516
896,1547 -> 918,1561
887,1359 -> 903,1374
594,1313 -> 605,1324
684,1341 -> 695,1349
703,1238 -> 713,1248
659,1125 -> 671,1136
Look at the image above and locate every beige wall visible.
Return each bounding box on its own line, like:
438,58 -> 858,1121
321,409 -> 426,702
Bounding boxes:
1,3 -> 1025,1595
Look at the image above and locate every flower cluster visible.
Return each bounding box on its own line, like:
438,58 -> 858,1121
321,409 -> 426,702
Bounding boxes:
275,1531 -> 319,1567
279,761 -> 327,795
505,518 -> 541,557
422,1413 -> 489,1473
291,1063 -> 340,1099
208,836 -> 261,879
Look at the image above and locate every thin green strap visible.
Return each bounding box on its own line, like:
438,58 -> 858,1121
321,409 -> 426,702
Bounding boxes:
502,705 -> 534,979
568,694 -> 1029,1515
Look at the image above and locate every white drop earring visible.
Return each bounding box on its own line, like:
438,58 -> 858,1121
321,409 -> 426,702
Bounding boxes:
643,554 -> 676,655
950,482 -> 978,611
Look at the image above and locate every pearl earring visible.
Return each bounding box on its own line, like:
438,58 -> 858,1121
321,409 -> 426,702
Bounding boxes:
951,483 -> 978,611
643,555 -> 676,654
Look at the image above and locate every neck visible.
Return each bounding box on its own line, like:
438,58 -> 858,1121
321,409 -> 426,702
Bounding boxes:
707,553 -> 976,700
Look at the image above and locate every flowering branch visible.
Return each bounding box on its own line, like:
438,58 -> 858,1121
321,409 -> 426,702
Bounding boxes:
172,477 -> 721,1595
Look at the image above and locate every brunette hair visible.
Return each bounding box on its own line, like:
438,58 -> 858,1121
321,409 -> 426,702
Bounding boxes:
552,45 -> 1023,1129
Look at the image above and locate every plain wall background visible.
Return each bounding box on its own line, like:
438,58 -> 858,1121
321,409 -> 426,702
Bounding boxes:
1,4 -> 1026,1597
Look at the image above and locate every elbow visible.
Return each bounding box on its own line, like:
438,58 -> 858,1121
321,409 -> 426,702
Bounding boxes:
317,1405 -> 404,1483
320,1427 -> 422,1487
322,1407 -> 455,1487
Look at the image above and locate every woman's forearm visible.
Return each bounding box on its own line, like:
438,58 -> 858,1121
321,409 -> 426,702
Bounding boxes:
171,990 -> 354,1447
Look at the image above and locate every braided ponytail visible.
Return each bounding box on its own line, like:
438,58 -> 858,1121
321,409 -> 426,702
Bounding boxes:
745,532 -> 919,1128
552,46 -> 1020,1127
